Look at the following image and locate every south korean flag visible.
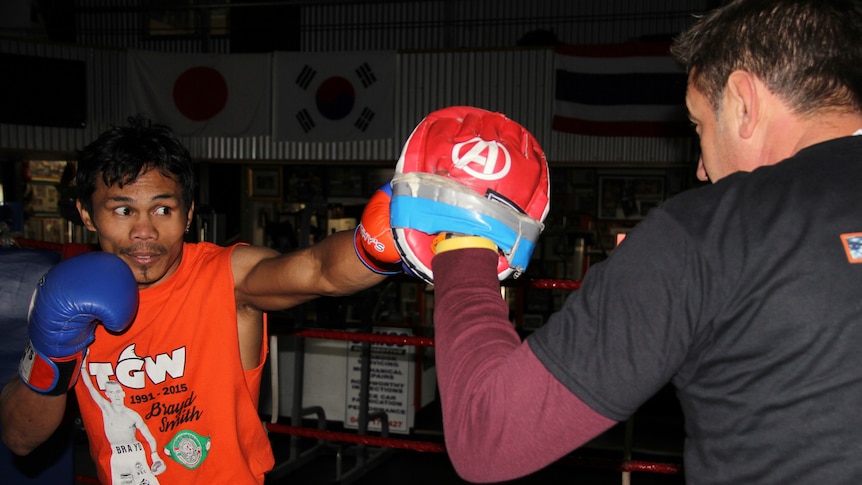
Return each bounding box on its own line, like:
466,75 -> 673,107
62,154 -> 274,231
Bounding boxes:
273,51 -> 395,142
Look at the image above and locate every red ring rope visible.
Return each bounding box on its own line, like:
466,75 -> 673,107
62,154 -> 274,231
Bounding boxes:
621,460 -> 681,474
292,328 -> 435,347
265,423 -> 446,453
528,279 -> 582,290
264,423 -> 681,474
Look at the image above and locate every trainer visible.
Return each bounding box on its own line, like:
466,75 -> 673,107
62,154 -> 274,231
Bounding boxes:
394,1 -> 862,483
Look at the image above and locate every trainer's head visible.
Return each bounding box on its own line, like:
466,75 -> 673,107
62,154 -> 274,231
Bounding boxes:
76,115 -> 196,216
671,0 -> 862,183
670,0 -> 862,116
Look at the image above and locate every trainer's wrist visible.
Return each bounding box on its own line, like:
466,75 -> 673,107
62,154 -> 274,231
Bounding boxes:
432,233 -> 497,255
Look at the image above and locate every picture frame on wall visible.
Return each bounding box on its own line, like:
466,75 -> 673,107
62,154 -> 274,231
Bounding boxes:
248,166 -> 283,201
28,160 -> 66,182
41,216 -> 65,243
29,182 -> 60,215
598,175 -> 665,221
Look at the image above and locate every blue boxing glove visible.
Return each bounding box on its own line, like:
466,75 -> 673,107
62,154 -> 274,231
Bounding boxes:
19,252 -> 139,395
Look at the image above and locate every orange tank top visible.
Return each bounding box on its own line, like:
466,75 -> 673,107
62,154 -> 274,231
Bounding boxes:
75,242 -> 274,485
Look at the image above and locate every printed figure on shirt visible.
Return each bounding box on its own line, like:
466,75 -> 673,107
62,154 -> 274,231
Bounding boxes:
82,352 -> 166,485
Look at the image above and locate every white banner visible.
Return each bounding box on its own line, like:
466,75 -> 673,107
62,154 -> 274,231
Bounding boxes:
127,50 -> 271,137
344,328 -> 413,434
273,51 -> 395,142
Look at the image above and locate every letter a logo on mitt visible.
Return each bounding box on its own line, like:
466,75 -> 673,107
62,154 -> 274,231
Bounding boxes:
390,106 -> 550,284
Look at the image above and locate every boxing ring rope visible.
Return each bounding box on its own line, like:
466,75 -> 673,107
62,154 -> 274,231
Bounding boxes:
264,422 -> 682,474
265,276 -> 683,484
528,278 -> 583,290
13,237 -> 97,260
288,328 -> 435,347
266,422 -> 446,453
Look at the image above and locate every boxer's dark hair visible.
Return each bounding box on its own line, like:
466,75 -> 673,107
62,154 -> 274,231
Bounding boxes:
670,0 -> 862,115
76,114 -> 196,214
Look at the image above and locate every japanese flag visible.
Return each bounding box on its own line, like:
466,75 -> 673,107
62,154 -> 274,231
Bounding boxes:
273,51 -> 395,142
127,50 -> 271,137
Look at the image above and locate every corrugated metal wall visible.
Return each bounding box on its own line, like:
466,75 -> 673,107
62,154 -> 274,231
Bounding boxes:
1,0 -> 704,165
74,0 -> 231,53
301,0 -> 706,50
72,0 -> 707,53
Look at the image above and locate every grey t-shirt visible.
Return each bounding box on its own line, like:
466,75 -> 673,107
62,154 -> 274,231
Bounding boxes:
529,136 -> 862,483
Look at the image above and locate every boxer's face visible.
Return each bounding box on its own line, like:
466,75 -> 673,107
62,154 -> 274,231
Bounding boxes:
77,167 -> 194,289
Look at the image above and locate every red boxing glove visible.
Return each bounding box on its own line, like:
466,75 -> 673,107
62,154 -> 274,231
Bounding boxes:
354,183 -> 402,275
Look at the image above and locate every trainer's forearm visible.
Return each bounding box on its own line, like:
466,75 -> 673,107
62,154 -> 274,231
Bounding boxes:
432,248 -> 616,482
0,377 -> 67,455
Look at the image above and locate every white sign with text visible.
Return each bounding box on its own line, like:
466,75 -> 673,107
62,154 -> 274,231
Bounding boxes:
344,328 -> 413,434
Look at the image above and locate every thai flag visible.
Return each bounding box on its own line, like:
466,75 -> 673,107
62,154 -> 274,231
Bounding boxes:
552,43 -> 690,137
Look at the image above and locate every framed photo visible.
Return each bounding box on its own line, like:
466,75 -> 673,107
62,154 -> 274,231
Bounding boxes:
148,3 -> 228,37
41,217 -> 65,243
28,160 -> 66,182
26,216 -> 66,243
248,166 -> 283,201
29,182 -> 60,214
598,176 -> 665,221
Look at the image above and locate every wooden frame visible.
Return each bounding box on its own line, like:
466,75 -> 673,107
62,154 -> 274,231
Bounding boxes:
247,166 -> 283,201
28,160 -> 66,182
28,181 -> 60,215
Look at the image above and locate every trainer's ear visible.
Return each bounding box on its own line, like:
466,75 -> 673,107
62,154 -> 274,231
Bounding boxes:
76,200 -> 97,231
725,70 -> 759,139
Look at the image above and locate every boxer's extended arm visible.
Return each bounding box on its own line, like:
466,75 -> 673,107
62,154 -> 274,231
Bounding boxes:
235,229 -> 388,313
235,182 -> 398,313
432,248 -> 616,483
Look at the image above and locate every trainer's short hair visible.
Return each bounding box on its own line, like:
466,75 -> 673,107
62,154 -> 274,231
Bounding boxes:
670,0 -> 862,115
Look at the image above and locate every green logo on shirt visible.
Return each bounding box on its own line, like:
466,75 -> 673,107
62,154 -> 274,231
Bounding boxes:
164,429 -> 211,470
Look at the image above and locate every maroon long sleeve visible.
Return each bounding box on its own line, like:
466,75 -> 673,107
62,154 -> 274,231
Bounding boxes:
432,248 -> 616,483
